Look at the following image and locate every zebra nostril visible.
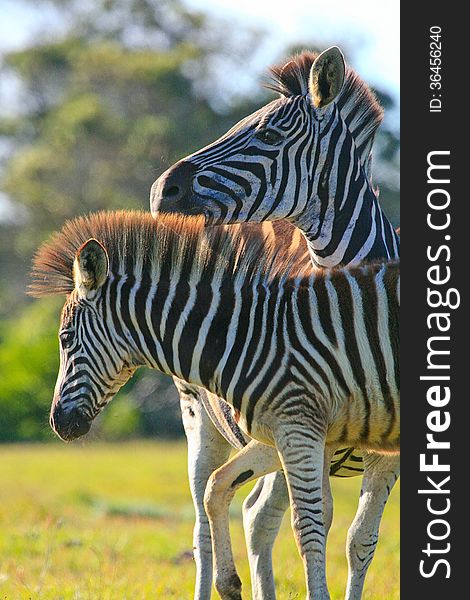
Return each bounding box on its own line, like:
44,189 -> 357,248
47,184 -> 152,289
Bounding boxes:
51,403 -> 91,441
71,412 -> 91,439
164,185 -> 181,198
151,161 -> 197,214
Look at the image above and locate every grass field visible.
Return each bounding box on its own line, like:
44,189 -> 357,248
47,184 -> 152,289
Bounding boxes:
0,442 -> 399,599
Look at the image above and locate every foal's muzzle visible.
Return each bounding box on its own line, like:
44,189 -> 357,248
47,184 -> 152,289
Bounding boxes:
50,402 -> 91,441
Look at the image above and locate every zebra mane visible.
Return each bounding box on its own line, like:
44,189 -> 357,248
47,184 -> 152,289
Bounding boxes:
29,211 -> 310,298
267,50 -> 384,158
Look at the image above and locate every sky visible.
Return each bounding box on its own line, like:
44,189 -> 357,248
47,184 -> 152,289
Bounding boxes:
0,0 -> 399,101
186,0 -> 399,102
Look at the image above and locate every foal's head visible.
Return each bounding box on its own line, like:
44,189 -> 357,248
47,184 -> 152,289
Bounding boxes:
51,239 -> 136,440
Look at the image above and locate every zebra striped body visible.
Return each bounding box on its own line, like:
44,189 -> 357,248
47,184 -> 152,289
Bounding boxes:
197,261 -> 400,454
174,219 -> 308,453
176,221 -> 363,474
31,210 -> 399,599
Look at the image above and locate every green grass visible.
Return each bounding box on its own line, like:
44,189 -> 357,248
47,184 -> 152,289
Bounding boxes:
0,442 -> 399,599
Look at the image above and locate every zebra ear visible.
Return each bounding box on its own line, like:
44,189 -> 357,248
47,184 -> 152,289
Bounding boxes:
309,46 -> 345,109
73,238 -> 109,297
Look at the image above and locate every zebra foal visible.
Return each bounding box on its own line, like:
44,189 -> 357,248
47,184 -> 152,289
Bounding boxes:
30,210 -> 399,600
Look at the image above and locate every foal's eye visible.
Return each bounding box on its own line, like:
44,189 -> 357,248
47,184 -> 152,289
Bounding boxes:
255,128 -> 283,145
59,330 -> 75,349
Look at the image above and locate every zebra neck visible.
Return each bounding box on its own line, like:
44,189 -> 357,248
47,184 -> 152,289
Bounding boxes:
113,275 -> 238,393
294,161 -> 399,268
115,274 -> 286,405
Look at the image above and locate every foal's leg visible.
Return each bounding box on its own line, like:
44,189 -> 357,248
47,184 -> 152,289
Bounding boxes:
178,382 -> 232,600
204,440 -> 282,600
345,453 -> 400,600
275,425 -> 330,600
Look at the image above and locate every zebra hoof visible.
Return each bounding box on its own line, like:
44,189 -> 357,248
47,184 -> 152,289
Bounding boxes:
214,571 -> 242,600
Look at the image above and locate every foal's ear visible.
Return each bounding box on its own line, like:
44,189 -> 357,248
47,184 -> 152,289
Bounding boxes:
73,239 -> 109,297
309,46 -> 345,109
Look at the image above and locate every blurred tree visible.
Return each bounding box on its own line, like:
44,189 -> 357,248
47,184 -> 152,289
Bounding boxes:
0,0 -> 399,441
0,0 -> 262,256
0,297 -> 62,441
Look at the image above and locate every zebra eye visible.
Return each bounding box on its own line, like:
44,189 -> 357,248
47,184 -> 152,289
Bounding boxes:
255,128 -> 283,145
59,330 -> 75,349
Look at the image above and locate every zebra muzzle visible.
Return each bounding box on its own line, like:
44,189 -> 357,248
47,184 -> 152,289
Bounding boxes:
50,402 -> 91,441
150,160 -> 197,216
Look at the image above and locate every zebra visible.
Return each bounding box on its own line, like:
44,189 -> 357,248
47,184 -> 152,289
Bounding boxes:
30,209 -> 400,600
150,46 -> 400,598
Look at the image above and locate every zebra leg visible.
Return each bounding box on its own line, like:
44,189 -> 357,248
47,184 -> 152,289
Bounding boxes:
345,453 -> 400,600
242,445 -> 336,600
275,427 -> 330,600
242,471 -> 289,599
204,440 -> 282,600
322,446 -> 336,535
179,383 -> 232,600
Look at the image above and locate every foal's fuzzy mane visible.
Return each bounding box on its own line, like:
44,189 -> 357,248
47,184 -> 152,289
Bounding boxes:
29,211 -> 309,298
267,50 -> 383,157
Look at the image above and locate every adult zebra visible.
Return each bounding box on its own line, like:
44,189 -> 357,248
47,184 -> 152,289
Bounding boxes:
151,47 -> 400,598
30,210 -> 400,600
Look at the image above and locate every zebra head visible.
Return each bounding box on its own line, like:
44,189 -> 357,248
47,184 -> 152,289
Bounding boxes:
50,239 -> 136,441
151,47 -> 350,226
